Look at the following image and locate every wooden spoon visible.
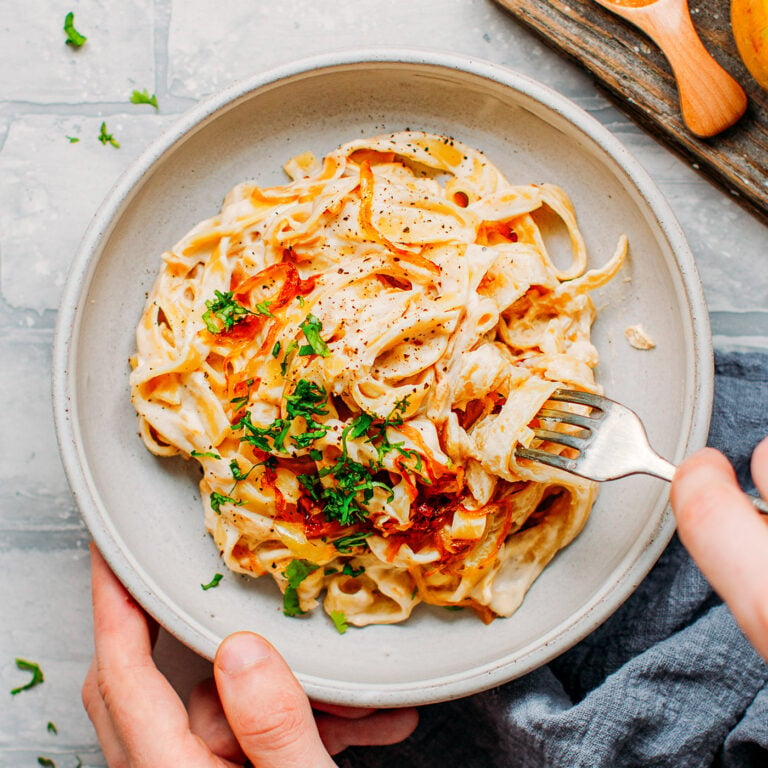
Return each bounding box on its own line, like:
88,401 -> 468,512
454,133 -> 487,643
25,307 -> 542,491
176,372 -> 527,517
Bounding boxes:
593,0 -> 746,137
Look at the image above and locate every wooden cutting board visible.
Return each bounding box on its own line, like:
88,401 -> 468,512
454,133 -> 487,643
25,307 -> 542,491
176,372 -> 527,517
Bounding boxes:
494,0 -> 768,225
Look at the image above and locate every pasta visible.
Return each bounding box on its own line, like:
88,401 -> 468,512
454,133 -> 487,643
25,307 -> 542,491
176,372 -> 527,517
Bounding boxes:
130,131 -> 626,627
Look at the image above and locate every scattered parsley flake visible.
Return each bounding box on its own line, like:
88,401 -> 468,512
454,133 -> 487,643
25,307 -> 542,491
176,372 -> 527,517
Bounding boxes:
202,290 -> 253,333
229,459 -> 255,483
46,721 -> 58,735
254,300 -> 274,317
230,380 -> 254,410
286,379 -> 328,421
130,88 -> 159,110
10,658 -> 44,695
280,339 -> 298,375
285,559 -> 320,589
37,758 -> 56,768
299,314 -> 331,357
201,573 -> 223,591
331,532 -> 371,553
349,413 -> 373,439
282,559 -> 319,617
98,121 -> 120,148
65,135 -> 79,143
341,563 -> 365,577
330,610 -> 348,634
191,450 -> 221,460
63,12 -> 86,48
209,491 -> 243,514
271,341 -> 281,358
232,411 -> 291,454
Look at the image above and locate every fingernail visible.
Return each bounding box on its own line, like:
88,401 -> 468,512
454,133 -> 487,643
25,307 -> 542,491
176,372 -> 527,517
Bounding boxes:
217,633 -> 272,674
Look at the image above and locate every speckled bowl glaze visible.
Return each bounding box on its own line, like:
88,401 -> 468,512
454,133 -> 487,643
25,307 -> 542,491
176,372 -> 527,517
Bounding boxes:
53,49 -> 713,707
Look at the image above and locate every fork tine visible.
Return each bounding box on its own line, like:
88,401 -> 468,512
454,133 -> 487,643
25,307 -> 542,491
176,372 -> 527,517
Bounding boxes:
531,427 -> 589,451
515,445 -> 577,473
548,389 -> 605,409
537,407 -> 599,430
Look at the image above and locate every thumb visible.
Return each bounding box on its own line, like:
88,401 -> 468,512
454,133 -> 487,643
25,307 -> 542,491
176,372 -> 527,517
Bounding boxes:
214,632 -> 335,768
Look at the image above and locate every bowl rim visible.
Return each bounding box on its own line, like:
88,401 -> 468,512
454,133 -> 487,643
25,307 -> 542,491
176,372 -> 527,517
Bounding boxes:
52,47 -> 713,705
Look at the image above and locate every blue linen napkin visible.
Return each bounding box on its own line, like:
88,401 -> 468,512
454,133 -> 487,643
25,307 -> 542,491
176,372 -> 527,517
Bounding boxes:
338,350 -> 768,768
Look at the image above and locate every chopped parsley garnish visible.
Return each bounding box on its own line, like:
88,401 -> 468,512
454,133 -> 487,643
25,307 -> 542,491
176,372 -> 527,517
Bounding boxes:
348,413 -> 373,439
331,532 -> 372,553
330,610 -> 348,634
232,411 -> 291,453
98,121 -> 120,148
280,339 -> 298,375
63,12 -> 86,48
229,459 -> 254,483
286,379 -> 329,448
230,394 -> 250,410
286,379 -> 328,420
191,450 -> 221,460
209,491 -> 243,514
230,381 -> 420,534
351,396 -> 425,475
37,758 -> 55,768
341,563 -> 365,577
299,314 -> 331,357
201,573 -> 223,591
271,341 -> 281,358
202,290 -> 254,333
46,722 -> 58,735
10,658 -> 44,695
254,300 -> 274,317
65,135 -> 79,143
232,379 -> 328,455
282,559 -> 319,617
130,88 -> 159,110
290,396 -> 421,527
230,378 -> 255,410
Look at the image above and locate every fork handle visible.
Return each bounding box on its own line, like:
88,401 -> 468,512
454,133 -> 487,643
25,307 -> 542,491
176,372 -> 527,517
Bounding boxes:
642,454 -> 676,483
646,455 -> 768,515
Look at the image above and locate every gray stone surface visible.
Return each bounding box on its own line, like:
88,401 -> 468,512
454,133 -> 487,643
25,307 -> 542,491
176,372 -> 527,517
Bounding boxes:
1,2 -> 766,766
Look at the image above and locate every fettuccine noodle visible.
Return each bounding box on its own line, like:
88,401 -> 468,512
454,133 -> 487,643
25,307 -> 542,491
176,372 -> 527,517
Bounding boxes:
130,131 -> 626,627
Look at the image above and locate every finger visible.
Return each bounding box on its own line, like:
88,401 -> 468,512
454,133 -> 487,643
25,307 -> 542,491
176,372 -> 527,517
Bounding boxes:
82,657 -> 129,768
672,448 -> 768,660
316,707 -> 419,756
90,544 -> 215,765
189,677 -> 245,762
214,632 -> 335,768
312,702 -> 376,719
751,436 -> 768,500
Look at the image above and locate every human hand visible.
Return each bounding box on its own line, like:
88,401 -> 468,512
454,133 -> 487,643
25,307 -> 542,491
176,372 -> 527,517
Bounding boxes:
671,437 -> 768,661
82,544 -> 418,766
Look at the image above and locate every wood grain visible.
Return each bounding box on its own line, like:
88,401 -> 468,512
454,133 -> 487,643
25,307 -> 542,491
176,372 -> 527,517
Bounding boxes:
494,0 -> 768,224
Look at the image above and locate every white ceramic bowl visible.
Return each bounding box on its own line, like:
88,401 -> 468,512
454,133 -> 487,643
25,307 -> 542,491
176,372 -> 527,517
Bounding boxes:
53,50 -> 713,707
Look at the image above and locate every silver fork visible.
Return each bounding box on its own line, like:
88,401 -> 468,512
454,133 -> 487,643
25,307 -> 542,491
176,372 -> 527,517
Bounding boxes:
515,389 -> 768,515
